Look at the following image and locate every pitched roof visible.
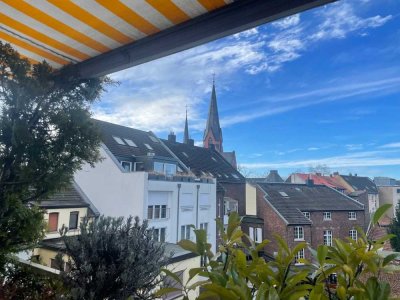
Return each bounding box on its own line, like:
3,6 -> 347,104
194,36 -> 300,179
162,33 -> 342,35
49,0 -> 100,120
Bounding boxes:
222,151 -> 237,168
289,173 -> 347,190
265,170 -> 284,183
162,139 -> 244,183
204,83 -> 222,142
93,119 -> 174,159
37,185 -> 90,209
257,183 -> 364,225
340,175 -> 378,193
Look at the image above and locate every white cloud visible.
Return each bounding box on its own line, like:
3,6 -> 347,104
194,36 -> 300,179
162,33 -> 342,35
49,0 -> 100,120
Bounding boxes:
272,14 -> 301,29
308,147 -> 320,151
310,2 -> 392,41
346,144 -> 364,151
380,142 -> 400,149
241,150 -> 400,169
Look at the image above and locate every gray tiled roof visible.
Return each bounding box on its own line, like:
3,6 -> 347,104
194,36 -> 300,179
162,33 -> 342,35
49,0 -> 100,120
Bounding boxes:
340,175 -> 378,193
93,119 -> 174,160
163,139 -> 244,183
37,185 -> 89,209
257,183 -> 364,225
265,170 -> 284,183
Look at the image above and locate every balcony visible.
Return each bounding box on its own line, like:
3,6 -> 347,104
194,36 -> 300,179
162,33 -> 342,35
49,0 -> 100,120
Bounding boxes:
147,171 -> 213,183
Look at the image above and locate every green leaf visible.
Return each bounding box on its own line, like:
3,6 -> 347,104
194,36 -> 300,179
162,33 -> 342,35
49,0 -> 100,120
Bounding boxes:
161,268 -> 182,285
188,267 -> 204,281
154,287 -> 182,297
178,239 -> 199,254
382,253 -> 399,266
317,245 -> 328,265
372,204 -> 392,225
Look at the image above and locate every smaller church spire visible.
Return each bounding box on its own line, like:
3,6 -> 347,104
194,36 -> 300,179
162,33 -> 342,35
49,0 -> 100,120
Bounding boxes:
183,105 -> 189,144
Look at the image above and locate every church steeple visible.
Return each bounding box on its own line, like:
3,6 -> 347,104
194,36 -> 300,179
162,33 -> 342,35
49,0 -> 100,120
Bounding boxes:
183,107 -> 189,144
203,76 -> 223,152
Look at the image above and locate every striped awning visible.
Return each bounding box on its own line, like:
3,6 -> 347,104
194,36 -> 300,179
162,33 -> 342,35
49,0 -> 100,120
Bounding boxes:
0,0 -> 335,77
0,0 -> 232,69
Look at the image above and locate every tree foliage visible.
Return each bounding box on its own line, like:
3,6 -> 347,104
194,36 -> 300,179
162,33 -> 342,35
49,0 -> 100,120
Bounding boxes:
158,204 -> 400,300
59,216 -> 169,300
0,42 -> 110,267
388,205 -> 400,251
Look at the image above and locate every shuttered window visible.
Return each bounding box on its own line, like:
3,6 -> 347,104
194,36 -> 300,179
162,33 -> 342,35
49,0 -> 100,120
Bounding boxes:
48,212 -> 59,232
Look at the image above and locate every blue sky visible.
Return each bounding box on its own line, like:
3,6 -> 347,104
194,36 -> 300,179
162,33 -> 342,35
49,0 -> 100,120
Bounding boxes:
94,0 -> 400,179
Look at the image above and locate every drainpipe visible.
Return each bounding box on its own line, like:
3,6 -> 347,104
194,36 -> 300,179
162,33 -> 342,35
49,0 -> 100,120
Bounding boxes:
176,183 -> 181,243
196,185 -> 200,228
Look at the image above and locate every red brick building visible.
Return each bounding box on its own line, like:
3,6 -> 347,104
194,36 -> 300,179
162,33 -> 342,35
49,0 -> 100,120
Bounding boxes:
254,180 -> 365,260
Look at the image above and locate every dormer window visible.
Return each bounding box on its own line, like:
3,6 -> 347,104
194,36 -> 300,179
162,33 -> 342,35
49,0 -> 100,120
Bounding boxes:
121,161 -> 132,171
123,138 -> 137,147
113,136 -> 125,145
144,143 -> 153,150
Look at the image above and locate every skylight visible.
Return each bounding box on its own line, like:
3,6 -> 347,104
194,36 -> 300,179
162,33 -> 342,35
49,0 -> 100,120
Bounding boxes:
149,136 -> 159,143
113,136 -> 125,145
211,157 -> 217,162
232,173 -> 239,179
144,143 -> 153,150
279,191 -> 289,197
123,138 -> 137,147
182,152 -> 189,158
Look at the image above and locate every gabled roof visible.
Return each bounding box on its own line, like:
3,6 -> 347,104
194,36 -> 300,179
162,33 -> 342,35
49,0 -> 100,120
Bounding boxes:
288,173 -> 347,190
204,83 -> 222,142
93,119 -> 173,160
37,185 -> 89,209
265,170 -> 284,183
162,139 -> 244,183
257,183 -> 364,225
340,175 -> 378,193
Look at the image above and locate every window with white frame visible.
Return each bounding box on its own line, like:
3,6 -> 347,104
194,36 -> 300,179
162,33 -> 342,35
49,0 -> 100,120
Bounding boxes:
144,143 -> 153,150
224,198 -> 238,215
294,249 -> 305,264
147,205 -> 167,219
123,138 -> 137,147
323,230 -> 332,246
349,229 -> 357,241
153,162 -> 177,176
249,227 -> 263,243
181,225 -> 191,240
303,212 -> 310,220
112,136 -> 125,145
294,226 -> 304,241
323,212 -> 332,220
153,228 -> 166,242
348,212 -> 357,220
120,161 -> 132,171
200,222 -> 208,234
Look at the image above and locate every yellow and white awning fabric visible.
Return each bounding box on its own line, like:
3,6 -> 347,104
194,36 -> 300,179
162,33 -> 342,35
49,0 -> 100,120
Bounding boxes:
0,0 -> 232,69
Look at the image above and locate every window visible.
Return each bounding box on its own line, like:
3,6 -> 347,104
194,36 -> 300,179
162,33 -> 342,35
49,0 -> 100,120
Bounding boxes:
349,229 -> 358,241
211,156 -> 217,162
294,226 -> 304,241
50,258 -> 63,270
224,199 -> 238,215
147,205 -> 167,219
153,228 -> 166,242
121,161 -> 132,171
69,211 -> 79,230
154,162 -> 164,173
323,212 -> 332,220
200,222 -> 208,234
48,212 -> 59,232
348,212 -> 357,220
324,230 -> 332,246
153,162 -> 177,175
123,138 -> 137,147
249,227 -> 263,243
232,173 -> 239,179
149,136 -> 159,143
279,191 -> 289,197
303,212 -> 310,220
397,189 -> 400,193
112,136 -> 125,145
144,143 -> 153,150
181,225 -> 191,240
294,249 -> 305,264
182,152 -> 189,158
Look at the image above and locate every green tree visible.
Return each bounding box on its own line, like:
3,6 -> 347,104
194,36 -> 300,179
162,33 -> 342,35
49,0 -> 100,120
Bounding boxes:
0,42 -> 109,268
157,204 -> 399,300
59,216 -> 169,300
388,206 -> 400,251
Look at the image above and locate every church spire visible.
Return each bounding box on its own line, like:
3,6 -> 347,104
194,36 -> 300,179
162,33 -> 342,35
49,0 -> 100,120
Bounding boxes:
203,76 -> 223,152
183,106 -> 189,144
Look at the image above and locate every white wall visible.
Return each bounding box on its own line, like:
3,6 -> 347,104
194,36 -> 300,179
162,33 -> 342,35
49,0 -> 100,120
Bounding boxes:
245,183 -> 257,215
74,146 -> 146,219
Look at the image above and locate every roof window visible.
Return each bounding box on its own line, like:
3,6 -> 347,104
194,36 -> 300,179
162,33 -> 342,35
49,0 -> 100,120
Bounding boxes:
279,191 -> 289,197
182,152 -> 189,158
123,138 -> 137,147
211,157 -> 217,162
232,173 -> 239,179
144,143 -> 153,150
113,136 -> 125,145
149,136 -> 159,143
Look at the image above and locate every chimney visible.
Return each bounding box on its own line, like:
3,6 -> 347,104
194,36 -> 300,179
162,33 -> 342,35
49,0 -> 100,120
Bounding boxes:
168,131 -> 176,143
306,178 -> 314,186
355,173 -> 357,177
188,138 -> 194,146
333,172 -> 339,176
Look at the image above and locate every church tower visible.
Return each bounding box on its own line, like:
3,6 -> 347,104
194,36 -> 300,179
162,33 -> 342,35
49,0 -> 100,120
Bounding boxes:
203,79 -> 223,153
183,107 -> 189,144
